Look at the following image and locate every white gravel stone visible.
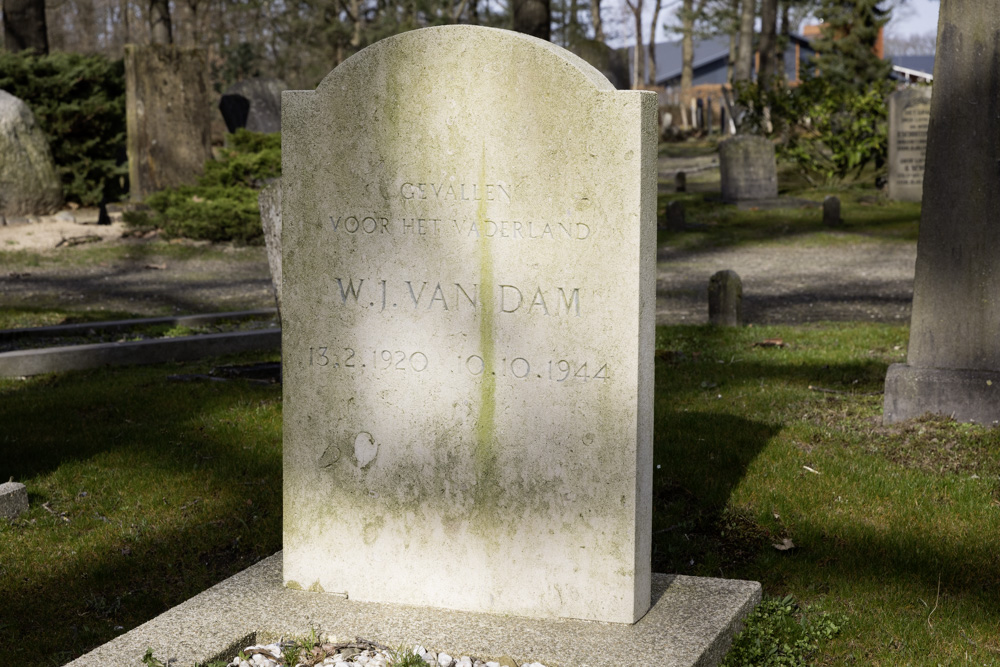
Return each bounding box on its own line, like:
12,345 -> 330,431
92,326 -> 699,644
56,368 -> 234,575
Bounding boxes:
437,653 -> 454,667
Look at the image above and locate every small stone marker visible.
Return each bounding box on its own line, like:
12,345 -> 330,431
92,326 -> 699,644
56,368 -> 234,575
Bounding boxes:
822,195 -> 841,227
125,45 -> 213,200
0,90 -> 62,216
708,270 -> 743,326
674,170 -> 687,192
664,199 -> 685,231
282,26 -> 657,623
0,481 -> 29,520
887,86 -> 931,202
883,5 -> 1000,425
719,135 -> 778,203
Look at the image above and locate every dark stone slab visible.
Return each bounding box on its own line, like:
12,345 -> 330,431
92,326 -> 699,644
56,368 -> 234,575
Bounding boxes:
718,135 -> 777,203
218,93 -> 251,133
821,195 -> 841,226
222,78 -> 285,134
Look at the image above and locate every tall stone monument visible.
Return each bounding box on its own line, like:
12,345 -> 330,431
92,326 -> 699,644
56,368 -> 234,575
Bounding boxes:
125,45 -> 213,200
887,86 -> 932,202
883,4 -> 1000,425
282,26 -> 657,623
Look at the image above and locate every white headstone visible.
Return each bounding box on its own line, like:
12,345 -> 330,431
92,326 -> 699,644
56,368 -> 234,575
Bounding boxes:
281,25 -> 657,624
887,86 -> 932,202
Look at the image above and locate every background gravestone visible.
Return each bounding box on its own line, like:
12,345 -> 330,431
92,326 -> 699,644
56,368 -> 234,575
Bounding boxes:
823,195 -> 841,227
887,87 -> 932,202
283,25 -> 657,624
883,5 -> 1000,425
719,135 -> 777,203
0,90 -> 62,216
220,78 -> 286,134
664,199 -> 685,231
125,45 -> 213,201
708,270 -> 742,326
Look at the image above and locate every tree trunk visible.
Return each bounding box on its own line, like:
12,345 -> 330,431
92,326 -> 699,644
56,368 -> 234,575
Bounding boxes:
757,0 -> 777,89
149,0 -> 172,44
726,0 -> 740,83
732,0 -> 755,83
679,0 -> 694,94
2,0 -> 49,53
625,0 -> 643,88
778,0 -> 790,82
513,0 -> 550,41
646,0 -> 662,86
589,0 -> 603,42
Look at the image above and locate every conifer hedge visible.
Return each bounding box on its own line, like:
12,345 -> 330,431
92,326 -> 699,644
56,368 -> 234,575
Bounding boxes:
0,51 -> 128,205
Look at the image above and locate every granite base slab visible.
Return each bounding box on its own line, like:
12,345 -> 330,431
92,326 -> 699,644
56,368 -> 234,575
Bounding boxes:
65,553 -> 760,667
884,363 -> 1000,426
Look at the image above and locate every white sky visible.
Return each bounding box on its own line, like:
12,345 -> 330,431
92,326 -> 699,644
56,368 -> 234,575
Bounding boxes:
886,0 -> 940,37
640,0 -> 940,46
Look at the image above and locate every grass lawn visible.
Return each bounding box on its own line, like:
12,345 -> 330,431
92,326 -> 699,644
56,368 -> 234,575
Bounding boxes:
4,325 -> 998,665
6,148 -> 996,665
0,352 -> 283,666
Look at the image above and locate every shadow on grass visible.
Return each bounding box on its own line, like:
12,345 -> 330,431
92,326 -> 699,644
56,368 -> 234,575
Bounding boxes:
651,407 -> 781,577
656,193 -> 920,254
0,361 -> 283,666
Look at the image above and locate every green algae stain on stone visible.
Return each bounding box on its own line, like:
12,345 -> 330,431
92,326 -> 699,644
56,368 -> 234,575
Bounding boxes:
285,580 -> 304,591
472,144 -> 504,531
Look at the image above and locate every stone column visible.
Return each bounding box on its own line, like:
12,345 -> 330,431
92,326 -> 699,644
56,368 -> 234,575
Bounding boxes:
125,45 -> 213,200
883,2 -> 1000,425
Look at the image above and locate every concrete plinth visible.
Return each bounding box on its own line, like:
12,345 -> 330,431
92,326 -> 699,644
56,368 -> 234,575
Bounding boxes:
883,364 -> 1000,426
64,553 -> 761,667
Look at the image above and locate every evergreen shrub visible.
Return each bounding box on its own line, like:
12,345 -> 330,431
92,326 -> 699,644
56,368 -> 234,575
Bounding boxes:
0,50 -> 127,205
133,129 -> 281,244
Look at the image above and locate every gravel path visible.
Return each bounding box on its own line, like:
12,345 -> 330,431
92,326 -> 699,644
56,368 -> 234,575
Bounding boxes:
656,238 -> 917,325
0,202 -> 918,326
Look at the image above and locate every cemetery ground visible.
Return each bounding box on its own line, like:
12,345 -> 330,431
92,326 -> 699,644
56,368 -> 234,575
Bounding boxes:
3,150 -> 1000,666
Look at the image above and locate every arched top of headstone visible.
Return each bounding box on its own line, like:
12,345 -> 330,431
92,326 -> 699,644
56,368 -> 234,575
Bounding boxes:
314,25 -> 616,96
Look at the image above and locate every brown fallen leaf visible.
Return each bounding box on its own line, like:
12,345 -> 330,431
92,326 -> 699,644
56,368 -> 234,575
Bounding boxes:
772,538 -> 796,551
754,338 -> 787,348
144,263 -> 167,270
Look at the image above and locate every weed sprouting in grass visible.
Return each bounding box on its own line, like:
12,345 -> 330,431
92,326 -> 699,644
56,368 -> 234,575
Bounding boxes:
722,595 -> 844,667
388,646 -> 427,666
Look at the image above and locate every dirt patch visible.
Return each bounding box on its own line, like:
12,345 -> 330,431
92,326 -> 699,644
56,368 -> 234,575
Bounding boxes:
1,211 -> 274,318
657,239 -> 916,325
1,203 -> 917,326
